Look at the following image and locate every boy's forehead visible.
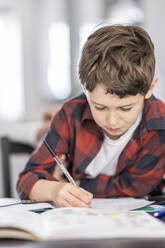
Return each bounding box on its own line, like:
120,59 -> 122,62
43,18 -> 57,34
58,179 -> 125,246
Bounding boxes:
88,85 -> 143,106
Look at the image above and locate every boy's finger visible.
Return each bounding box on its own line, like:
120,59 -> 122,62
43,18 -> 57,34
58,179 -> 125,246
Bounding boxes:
69,185 -> 93,204
80,187 -> 93,198
75,180 -> 80,186
60,154 -> 66,163
64,192 -> 90,208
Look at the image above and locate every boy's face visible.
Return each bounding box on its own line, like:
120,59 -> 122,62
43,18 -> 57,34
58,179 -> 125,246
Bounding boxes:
87,84 -> 145,140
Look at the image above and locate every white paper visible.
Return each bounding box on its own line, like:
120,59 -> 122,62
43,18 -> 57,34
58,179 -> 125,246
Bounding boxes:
0,198 -> 54,211
91,197 -> 154,211
0,197 -> 153,212
0,198 -> 20,206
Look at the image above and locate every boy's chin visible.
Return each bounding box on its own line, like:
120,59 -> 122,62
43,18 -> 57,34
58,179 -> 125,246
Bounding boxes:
104,130 -> 123,140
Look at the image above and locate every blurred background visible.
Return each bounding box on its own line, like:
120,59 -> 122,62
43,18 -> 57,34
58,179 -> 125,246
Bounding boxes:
0,0 -> 165,197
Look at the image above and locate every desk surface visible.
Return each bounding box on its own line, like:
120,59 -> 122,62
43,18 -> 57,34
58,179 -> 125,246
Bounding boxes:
1,198 -> 165,248
1,239 -> 165,248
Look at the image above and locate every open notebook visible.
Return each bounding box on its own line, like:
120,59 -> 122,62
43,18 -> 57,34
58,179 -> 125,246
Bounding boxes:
0,207 -> 165,240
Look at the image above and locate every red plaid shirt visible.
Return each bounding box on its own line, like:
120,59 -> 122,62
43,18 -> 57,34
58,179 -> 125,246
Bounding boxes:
17,94 -> 165,199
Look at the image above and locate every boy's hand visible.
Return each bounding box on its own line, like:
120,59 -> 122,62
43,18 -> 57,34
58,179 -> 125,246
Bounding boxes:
52,154 -> 80,185
50,182 -> 93,208
29,179 -> 92,208
52,154 -> 66,181
29,153 -> 92,208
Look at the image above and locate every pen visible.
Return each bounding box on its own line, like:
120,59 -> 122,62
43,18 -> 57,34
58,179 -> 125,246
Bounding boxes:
44,140 -> 77,186
154,209 -> 165,218
146,194 -> 165,202
144,194 -> 165,205
0,200 -> 51,208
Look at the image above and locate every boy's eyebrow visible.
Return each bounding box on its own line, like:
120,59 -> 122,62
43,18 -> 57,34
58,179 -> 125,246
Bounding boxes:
119,103 -> 136,108
91,100 -> 135,107
91,101 -> 105,106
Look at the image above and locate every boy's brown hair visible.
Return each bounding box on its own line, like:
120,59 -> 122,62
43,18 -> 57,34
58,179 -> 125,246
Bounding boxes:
79,24 -> 155,98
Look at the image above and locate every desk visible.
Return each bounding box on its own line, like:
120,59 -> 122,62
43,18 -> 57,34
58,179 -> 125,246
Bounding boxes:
1,238 -> 165,248
1,198 -> 165,248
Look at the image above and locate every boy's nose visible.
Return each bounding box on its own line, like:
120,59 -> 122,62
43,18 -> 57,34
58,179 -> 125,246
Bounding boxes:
106,111 -> 118,127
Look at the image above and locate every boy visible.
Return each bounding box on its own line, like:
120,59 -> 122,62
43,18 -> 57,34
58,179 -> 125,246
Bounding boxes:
17,24 -> 165,208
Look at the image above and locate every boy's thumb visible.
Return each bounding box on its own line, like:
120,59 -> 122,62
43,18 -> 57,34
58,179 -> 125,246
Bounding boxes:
60,154 -> 66,163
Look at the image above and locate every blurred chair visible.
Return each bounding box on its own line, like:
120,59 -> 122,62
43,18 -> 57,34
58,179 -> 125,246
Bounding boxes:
0,136 -> 35,197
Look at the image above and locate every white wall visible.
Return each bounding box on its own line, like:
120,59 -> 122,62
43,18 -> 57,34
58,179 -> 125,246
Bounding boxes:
143,0 -> 165,102
0,0 -> 106,197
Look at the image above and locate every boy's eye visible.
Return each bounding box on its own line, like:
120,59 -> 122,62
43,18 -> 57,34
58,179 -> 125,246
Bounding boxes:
120,107 -> 132,112
95,106 -> 106,111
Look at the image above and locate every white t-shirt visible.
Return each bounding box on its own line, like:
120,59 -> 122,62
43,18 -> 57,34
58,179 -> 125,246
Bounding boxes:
85,111 -> 142,178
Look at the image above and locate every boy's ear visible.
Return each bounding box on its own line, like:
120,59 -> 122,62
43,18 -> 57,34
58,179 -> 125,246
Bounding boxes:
145,76 -> 158,99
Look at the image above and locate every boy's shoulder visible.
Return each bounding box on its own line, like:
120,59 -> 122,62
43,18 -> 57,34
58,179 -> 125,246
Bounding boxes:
157,97 -> 165,113
144,95 -> 165,129
145,95 -> 165,114
63,93 -> 87,107
61,93 -> 92,122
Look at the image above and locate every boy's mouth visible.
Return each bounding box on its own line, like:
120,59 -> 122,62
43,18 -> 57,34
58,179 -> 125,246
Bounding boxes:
107,127 -> 121,133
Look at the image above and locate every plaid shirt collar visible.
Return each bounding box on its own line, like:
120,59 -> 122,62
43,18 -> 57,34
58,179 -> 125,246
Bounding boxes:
81,93 -> 165,138
81,94 -> 94,123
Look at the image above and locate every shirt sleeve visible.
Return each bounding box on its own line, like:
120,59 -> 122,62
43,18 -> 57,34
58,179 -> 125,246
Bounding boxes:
80,131 -> 165,198
17,106 -> 70,200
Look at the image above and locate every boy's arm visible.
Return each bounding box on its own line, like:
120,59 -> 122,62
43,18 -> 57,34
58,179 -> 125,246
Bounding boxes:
29,179 -> 93,207
17,150 -> 93,207
80,154 -> 165,198
17,106 -> 93,207
17,141 -> 93,207
17,103 -> 70,198
80,132 -> 165,198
